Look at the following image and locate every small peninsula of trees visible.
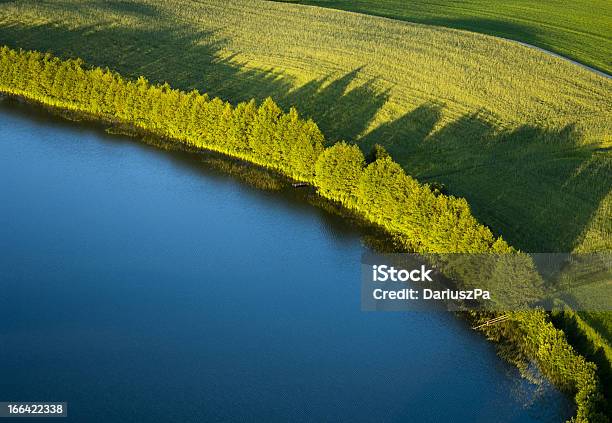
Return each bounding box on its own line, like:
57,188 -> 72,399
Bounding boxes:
0,46 -> 606,422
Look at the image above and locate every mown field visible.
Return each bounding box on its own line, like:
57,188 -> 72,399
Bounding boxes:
1,0 -> 611,355
276,0 -> 612,75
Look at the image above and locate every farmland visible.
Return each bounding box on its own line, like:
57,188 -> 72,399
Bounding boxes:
1,0 -> 609,256
276,0 -> 612,75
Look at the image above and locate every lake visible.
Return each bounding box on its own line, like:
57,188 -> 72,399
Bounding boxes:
0,99 -> 572,422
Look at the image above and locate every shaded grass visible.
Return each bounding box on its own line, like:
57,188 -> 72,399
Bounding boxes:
276,0 -> 612,75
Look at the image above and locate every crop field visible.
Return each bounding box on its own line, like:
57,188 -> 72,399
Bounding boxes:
1,0 -> 609,257
277,0 -> 612,75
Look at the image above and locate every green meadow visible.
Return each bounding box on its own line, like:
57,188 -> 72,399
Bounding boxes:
277,0 -> 612,74
1,0 -> 609,255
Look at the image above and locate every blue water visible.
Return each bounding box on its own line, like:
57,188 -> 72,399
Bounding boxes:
0,99 -> 572,422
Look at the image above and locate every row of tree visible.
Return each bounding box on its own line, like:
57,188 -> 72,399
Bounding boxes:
0,47 -> 325,182
0,46 -> 509,254
314,143 -> 510,253
0,46 -> 604,421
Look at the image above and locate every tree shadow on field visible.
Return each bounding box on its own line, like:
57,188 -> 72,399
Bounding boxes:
361,102 -> 444,156
0,22 -> 292,97
1,5 -> 608,252
283,68 -> 390,143
363,104 -> 611,252
0,13 -> 387,143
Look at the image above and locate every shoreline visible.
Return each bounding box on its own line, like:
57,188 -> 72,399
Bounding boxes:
0,91 -> 586,420
0,45 -> 606,420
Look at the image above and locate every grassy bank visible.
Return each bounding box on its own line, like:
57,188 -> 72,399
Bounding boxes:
0,46 -> 607,422
274,0 -> 612,74
1,0 -> 610,255
2,0 -> 609,366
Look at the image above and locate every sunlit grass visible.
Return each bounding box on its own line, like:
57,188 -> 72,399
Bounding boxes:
0,0 -> 610,253
275,0 -> 612,75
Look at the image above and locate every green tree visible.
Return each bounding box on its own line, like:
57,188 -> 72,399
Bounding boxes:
356,156 -> 408,227
287,119 -> 325,182
314,142 -> 364,204
249,97 -> 282,165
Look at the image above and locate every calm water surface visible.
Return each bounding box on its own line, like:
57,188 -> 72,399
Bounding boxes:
0,100 -> 572,422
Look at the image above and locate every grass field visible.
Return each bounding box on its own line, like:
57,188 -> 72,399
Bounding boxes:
1,0 -> 611,395
276,0 -> 612,75
1,0 -> 609,256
